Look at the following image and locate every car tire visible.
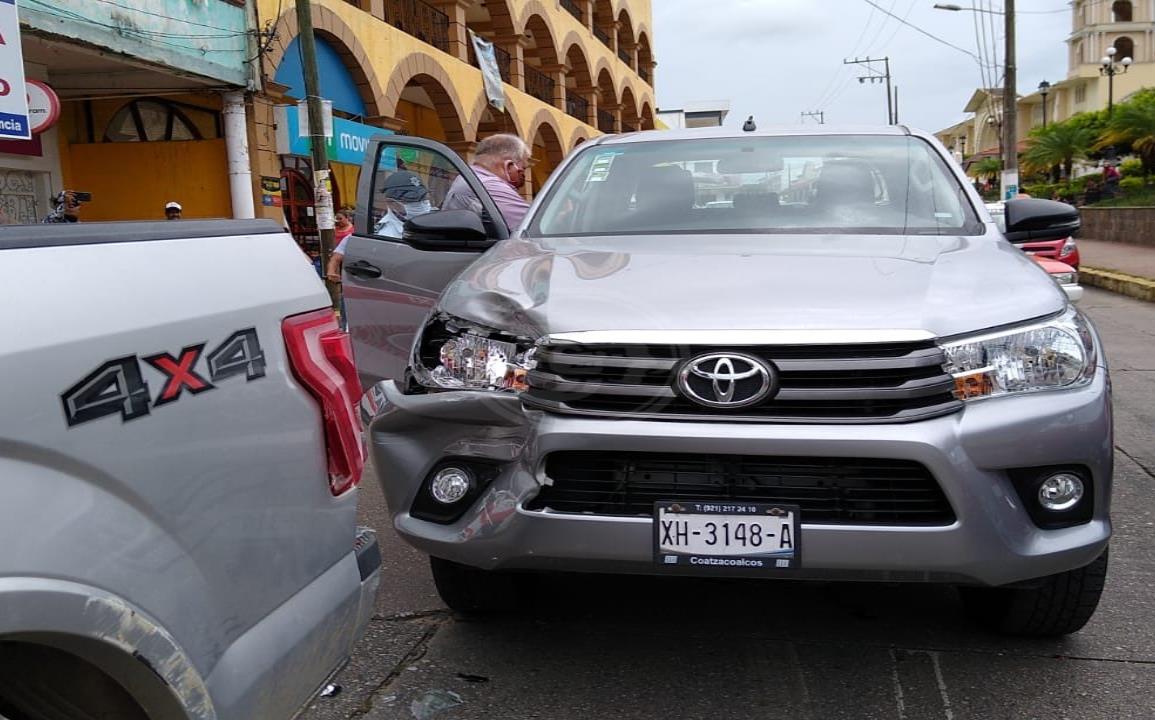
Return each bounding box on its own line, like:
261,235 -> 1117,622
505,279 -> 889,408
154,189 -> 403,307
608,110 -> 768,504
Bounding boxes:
429,556 -> 524,613
959,548 -> 1108,637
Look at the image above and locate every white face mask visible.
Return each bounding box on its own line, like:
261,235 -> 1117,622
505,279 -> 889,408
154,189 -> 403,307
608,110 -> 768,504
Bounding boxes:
401,199 -> 432,218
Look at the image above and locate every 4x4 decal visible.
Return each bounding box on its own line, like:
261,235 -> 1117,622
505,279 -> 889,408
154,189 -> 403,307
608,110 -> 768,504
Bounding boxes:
62,329 -> 266,427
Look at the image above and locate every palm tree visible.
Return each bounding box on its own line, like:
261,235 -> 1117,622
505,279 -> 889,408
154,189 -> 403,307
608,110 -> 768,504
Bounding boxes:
1023,121 -> 1097,180
1099,91 -> 1155,176
973,157 -> 1001,185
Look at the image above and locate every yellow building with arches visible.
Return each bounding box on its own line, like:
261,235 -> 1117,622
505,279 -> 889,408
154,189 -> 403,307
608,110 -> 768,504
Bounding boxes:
250,0 -> 656,239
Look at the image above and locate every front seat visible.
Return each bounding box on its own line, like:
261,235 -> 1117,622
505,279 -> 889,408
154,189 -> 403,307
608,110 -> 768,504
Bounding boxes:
814,163 -> 876,210
633,165 -> 695,227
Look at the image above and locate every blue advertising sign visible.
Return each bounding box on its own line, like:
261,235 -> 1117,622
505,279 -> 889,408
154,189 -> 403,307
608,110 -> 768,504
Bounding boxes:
0,0 -> 31,140
274,105 -> 391,165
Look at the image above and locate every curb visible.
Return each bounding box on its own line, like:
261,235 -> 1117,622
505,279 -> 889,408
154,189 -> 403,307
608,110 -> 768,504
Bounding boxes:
1080,266 -> 1155,303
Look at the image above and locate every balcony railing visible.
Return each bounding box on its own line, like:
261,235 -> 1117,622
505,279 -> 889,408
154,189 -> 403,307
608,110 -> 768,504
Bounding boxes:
561,0 -> 583,22
622,124 -> 637,133
525,66 -> 555,104
598,109 -> 615,133
618,46 -> 631,65
468,40 -> 512,83
640,66 -> 651,84
594,26 -> 610,46
385,0 -> 449,54
566,94 -> 590,122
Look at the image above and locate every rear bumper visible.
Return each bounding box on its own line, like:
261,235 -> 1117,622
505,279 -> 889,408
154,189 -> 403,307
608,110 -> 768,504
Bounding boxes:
364,372 -> 1112,588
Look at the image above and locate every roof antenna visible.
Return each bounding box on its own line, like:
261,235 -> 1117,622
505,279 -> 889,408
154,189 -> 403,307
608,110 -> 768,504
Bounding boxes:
742,115 -> 757,132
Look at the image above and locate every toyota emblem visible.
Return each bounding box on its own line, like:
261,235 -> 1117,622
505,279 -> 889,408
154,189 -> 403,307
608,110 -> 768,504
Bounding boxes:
677,352 -> 776,408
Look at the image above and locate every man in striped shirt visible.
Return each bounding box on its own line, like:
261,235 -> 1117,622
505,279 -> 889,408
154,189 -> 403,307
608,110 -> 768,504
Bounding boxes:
444,133 -> 532,230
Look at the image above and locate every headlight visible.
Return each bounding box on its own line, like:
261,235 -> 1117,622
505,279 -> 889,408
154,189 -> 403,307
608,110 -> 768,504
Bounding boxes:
1050,271 -> 1077,285
411,314 -> 537,392
940,308 -> 1097,401
1060,238 -> 1077,258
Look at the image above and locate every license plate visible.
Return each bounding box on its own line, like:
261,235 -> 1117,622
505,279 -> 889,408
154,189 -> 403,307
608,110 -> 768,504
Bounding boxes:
653,501 -> 800,570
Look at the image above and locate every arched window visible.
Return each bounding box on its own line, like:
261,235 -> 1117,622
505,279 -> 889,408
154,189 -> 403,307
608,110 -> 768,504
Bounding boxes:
1114,36 -> 1135,61
1112,1 -> 1132,22
104,99 -> 203,142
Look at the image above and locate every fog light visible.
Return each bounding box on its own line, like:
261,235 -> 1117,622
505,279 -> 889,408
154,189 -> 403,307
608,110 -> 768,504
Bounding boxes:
1038,472 -> 1084,511
430,467 -> 472,505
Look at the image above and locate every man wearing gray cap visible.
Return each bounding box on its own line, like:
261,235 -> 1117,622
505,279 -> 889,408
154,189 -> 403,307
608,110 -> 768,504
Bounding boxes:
373,170 -> 433,237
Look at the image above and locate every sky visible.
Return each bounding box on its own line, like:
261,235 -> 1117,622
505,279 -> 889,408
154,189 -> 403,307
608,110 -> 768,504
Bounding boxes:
651,0 -> 1073,134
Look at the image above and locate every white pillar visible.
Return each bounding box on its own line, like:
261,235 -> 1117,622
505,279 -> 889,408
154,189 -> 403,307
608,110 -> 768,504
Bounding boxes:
223,90 -> 255,219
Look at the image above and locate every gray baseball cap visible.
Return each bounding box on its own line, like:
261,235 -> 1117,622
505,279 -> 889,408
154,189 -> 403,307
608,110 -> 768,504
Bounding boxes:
381,171 -> 428,203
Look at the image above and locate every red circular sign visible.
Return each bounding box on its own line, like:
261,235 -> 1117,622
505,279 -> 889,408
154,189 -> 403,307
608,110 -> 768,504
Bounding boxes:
27,80 -> 61,135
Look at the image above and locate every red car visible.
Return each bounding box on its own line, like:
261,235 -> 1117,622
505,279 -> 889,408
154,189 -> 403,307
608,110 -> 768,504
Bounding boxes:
987,202 -> 1080,268
1033,255 -> 1083,302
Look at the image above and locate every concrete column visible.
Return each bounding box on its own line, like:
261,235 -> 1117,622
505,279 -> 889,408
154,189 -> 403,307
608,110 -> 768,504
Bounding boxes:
223,90 -> 256,219
369,0 -> 385,21
582,0 -> 595,31
430,0 -> 473,61
609,20 -> 620,54
622,42 -> 638,70
446,139 -> 478,163
543,63 -> 569,111
586,91 -> 598,127
367,116 -> 408,133
599,102 -> 621,132
501,39 -> 527,91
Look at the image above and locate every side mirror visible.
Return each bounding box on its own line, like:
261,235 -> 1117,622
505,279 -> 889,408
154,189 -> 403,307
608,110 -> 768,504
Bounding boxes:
403,209 -> 494,252
1003,198 -> 1080,243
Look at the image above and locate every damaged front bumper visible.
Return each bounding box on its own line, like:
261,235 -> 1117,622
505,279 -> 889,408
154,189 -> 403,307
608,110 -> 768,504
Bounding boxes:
361,377 -> 1112,587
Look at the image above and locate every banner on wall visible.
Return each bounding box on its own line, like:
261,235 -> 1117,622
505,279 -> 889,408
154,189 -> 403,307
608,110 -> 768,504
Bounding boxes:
0,0 -> 31,140
470,31 -> 506,114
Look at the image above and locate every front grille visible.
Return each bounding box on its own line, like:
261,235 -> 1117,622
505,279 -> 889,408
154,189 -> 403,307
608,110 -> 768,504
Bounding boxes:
523,341 -> 962,423
527,452 -> 955,525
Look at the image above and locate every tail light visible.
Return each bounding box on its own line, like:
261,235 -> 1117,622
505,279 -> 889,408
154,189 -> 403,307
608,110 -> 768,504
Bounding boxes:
283,309 -> 365,495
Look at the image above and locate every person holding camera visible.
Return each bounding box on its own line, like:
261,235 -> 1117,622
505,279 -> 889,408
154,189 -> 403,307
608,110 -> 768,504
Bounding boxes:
42,191 -> 88,223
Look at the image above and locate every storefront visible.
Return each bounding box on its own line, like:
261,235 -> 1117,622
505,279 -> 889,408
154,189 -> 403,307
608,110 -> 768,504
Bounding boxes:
0,66 -> 62,224
1,0 -> 252,224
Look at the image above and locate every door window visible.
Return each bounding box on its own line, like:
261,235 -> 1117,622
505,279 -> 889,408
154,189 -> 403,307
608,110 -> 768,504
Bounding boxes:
369,145 -> 463,239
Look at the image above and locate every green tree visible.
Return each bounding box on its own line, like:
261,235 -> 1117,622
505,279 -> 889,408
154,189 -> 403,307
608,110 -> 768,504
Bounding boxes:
1023,120 -> 1098,180
973,157 -> 1001,184
1099,89 -> 1155,175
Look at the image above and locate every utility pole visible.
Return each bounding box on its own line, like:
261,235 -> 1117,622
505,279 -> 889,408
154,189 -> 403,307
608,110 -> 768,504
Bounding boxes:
801,111 -> 825,124
1001,0 -> 1018,200
884,57 -> 893,125
294,0 -> 338,300
893,86 -> 899,124
844,57 -> 894,124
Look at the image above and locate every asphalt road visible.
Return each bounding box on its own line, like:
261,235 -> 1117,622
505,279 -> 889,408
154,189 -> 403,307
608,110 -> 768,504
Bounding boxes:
304,287 -> 1155,720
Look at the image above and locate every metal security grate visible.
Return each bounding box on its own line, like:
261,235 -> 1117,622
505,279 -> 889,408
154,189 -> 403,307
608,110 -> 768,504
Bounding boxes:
523,341 -> 962,424
527,453 -> 955,525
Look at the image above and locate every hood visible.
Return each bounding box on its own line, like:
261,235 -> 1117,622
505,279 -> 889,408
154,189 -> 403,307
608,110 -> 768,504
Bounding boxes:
437,233 -> 1067,340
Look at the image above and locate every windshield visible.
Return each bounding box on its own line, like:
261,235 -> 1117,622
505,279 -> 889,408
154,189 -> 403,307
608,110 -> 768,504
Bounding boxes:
531,135 -> 983,237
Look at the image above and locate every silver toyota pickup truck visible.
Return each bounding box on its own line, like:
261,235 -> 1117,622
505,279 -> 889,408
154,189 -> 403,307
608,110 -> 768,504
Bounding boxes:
344,126 -> 1110,636
0,220 -> 380,718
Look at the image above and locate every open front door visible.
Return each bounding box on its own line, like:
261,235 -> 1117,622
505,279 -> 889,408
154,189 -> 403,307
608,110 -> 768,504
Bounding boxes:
343,136 -> 510,389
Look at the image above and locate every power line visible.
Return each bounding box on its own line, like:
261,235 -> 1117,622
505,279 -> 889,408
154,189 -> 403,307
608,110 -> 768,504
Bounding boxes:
813,0 -> 902,111
860,0 -> 982,61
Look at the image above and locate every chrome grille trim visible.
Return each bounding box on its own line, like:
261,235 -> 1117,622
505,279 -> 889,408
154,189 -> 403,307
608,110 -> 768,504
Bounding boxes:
523,340 -> 963,423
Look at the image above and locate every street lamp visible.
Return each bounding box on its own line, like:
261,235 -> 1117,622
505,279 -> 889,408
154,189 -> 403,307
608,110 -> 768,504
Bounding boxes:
933,3 -> 1002,13
1100,46 -> 1132,114
1038,80 -> 1050,127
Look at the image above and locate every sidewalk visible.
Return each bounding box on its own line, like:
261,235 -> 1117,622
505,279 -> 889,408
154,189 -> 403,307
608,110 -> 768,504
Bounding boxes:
1075,239 -> 1155,302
